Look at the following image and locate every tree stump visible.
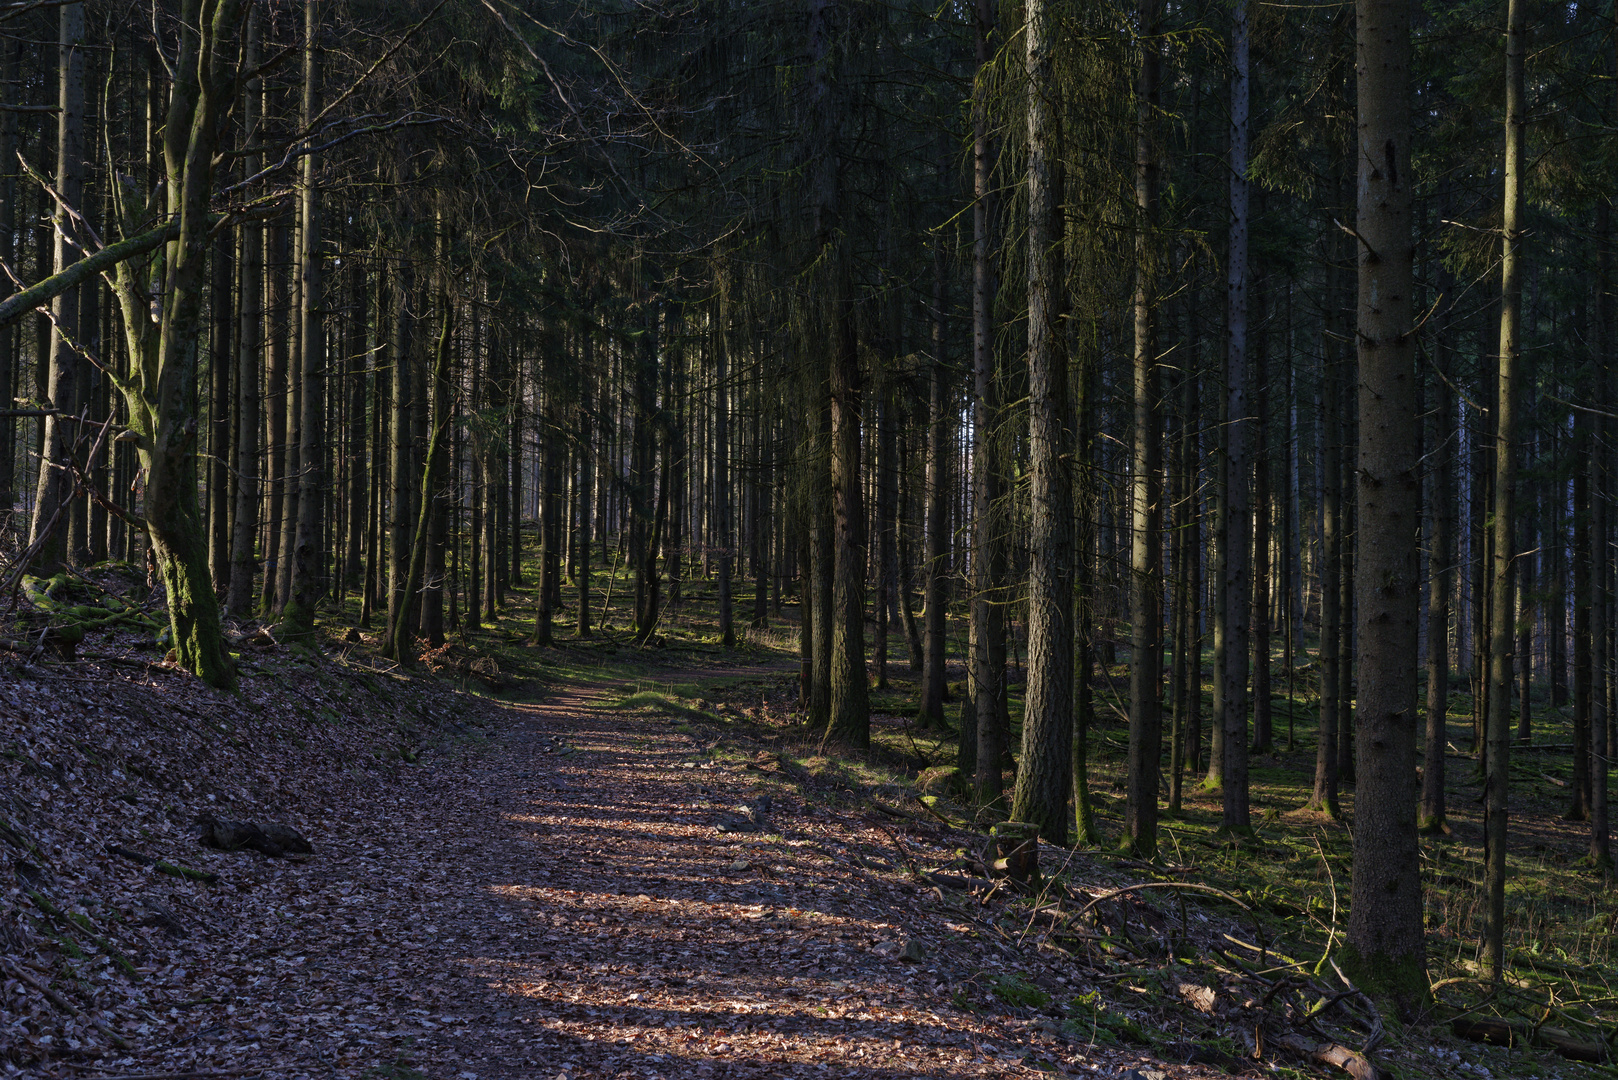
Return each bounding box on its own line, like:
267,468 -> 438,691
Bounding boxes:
991,821 -> 1041,886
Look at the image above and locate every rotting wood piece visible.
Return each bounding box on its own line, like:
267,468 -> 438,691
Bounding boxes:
194,814 -> 313,857
1451,1018 -> 1606,1062
1272,1032 -> 1389,1079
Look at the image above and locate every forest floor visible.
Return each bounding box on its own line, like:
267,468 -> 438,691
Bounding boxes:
4,561 -> 1615,1080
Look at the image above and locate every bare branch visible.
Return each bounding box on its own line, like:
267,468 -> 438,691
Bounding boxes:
0,220 -> 177,328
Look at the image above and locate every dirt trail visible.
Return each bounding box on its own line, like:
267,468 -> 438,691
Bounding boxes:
58,663 -> 1215,1080
350,667 -> 1213,1080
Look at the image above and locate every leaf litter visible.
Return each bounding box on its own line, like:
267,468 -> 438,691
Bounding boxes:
1,645 -> 1478,1079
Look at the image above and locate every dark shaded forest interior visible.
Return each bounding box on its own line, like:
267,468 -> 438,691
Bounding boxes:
4,0 -> 1618,1077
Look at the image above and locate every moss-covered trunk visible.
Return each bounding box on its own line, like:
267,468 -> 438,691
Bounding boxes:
104,0 -> 243,691
145,443 -> 234,687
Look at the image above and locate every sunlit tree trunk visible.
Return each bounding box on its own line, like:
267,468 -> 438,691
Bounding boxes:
1123,0 -> 1162,856
28,0 -> 86,575
1012,0 -> 1071,843
1483,0 -> 1526,988
106,0 -> 245,687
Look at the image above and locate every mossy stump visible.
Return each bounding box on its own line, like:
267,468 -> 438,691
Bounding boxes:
991,821 -> 1041,887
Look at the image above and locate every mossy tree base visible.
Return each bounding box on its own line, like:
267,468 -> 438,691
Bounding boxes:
1417,816 -> 1450,836
1338,942 -> 1428,1019
151,533 -> 236,691
1215,824 -> 1258,848
275,599 -> 317,642
1307,799 -> 1342,820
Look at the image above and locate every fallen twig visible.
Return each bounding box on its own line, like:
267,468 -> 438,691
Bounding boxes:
2,958 -> 129,1048
871,821 -> 920,876
3,957 -> 79,1015
1069,879 -> 1252,921
106,843 -> 220,884
908,791 -> 959,829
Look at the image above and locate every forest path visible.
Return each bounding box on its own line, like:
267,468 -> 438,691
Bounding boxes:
352,657 -> 1200,1080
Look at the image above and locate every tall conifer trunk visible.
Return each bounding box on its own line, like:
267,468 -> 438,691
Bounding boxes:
1421,296 -> 1453,833
1012,0 -> 1072,843
1123,0 -> 1162,856
1220,0 -> 1252,833
284,0 -> 325,635
970,0 -> 1005,806
226,7 -> 261,616
1345,0 -> 1425,1002
1591,201 -> 1613,868
28,1 -> 85,574
1484,0 -> 1526,986
919,238 -> 950,726
381,151 -> 417,659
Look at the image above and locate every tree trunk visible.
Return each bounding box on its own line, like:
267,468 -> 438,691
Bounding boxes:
208,230 -> 232,593
1311,237 -> 1344,816
108,0 -> 244,688
283,0 -> 324,637
258,211 -> 290,616
384,304 -> 454,663
1591,200 -> 1612,869
27,0 -> 85,575
576,361 -> 593,637
1073,317 -> 1103,845
826,287 -> 868,745
1221,0 -> 1253,834
753,365 -> 771,630
1122,0 -> 1162,857
276,191 -> 302,616
343,255 -> 367,599
919,238 -> 951,726
381,157 -> 417,658
970,0 -> 1005,808
1250,277 -> 1273,755
1484,0 -> 1526,987
873,382 -> 894,684
1011,0 -> 1072,845
226,9 -> 261,617
0,37 -> 18,505
715,290 -> 733,648
1421,300 -> 1453,834
665,309 -> 685,607
533,374 -> 556,648
1345,0 -> 1425,1004
423,271 -> 452,647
